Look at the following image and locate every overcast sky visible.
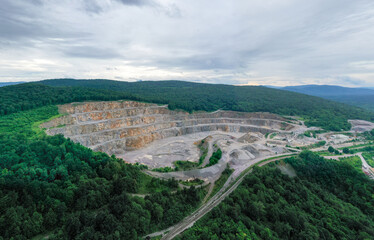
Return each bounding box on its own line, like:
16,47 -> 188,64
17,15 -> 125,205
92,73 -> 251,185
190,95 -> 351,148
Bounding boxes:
1,0 -> 374,87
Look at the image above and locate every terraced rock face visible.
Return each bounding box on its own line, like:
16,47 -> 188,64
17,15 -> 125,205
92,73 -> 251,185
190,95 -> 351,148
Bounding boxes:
42,101 -> 295,156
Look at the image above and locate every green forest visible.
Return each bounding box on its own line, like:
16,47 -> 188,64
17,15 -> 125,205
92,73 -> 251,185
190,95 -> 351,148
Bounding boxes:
0,106 -> 204,239
177,151 -> 374,240
328,95 -> 374,112
1,79 -> 374,131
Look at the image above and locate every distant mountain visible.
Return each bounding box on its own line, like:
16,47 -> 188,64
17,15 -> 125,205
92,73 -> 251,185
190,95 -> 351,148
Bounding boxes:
278,85 -> 374,112
282,85 -> 374,97
0,82 -> 25,87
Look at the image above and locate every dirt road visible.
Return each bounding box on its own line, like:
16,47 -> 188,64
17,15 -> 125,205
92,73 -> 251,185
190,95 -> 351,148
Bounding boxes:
143,153 -> 296,239
358,153 -> 374,179
201,140 -> 213,167
161,170 -> 247,240
144,142 -> 372,239
322,152 -> 374,179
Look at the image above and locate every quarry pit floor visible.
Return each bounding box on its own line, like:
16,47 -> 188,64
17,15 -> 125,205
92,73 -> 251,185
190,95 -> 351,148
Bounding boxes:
121,130 -> 292,183
42,100 -> 374,185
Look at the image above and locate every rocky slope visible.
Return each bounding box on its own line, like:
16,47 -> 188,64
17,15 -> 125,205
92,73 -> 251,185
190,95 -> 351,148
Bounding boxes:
42,101 -> 296,156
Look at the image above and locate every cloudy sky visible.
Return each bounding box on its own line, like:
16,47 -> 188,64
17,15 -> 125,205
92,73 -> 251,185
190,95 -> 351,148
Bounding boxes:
1,0 -> 374,86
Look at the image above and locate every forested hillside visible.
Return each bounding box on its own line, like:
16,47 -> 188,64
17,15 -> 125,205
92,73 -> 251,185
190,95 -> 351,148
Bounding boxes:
177,151 -> 374,240
1,79 -> 373,131
0,82 -> 25,87
281,85 -> 374,112
0,83 -> 132,115
282,85 -> 374,96
328,95 -> 374,112
0,106 -> 204,239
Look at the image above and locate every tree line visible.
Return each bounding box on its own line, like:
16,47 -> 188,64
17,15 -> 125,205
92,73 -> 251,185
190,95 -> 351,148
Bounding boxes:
1,79 -> 373,131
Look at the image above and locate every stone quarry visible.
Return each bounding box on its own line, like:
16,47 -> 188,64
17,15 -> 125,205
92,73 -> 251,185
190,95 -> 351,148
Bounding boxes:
42,100 -> 314,182
43,101 -> 296,154
349,119 -> 374,133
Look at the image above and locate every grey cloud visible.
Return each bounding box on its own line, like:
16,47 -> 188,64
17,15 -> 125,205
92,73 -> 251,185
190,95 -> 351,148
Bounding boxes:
82,1 -> 104,14
161,3 -> 182,18
152,52 -> 248,71
0,1 -> 84,43
29,0 -> 43,5
0,1 -> 42,40
81,0 -> 157,14
64,46 -> 122,59
0,17 -> 37,41
116,0 -> 153,6
334,76 -> 367,86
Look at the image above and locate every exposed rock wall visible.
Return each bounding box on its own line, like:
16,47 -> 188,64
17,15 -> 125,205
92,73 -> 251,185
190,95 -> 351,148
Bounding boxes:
42,101 -> 296,155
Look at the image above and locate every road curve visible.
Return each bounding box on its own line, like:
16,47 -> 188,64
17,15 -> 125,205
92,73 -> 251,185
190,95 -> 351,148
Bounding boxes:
143,153 -> 295,240
161,169 -> 248,240
201,140 -> 213,167
145,146 -> 374,239
323,152 -> 374,179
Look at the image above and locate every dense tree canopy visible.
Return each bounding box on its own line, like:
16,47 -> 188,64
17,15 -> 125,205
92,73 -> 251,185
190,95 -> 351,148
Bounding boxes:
0,107 -> 204,239
0,83 -> 132,116
362,129 -> 374,140
177,151 -> 374,240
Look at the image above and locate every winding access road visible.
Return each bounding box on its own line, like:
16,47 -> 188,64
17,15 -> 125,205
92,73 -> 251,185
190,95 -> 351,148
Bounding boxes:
144,153 -> 296,240
145,142 -> 373,239
324,152 -> 374,179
